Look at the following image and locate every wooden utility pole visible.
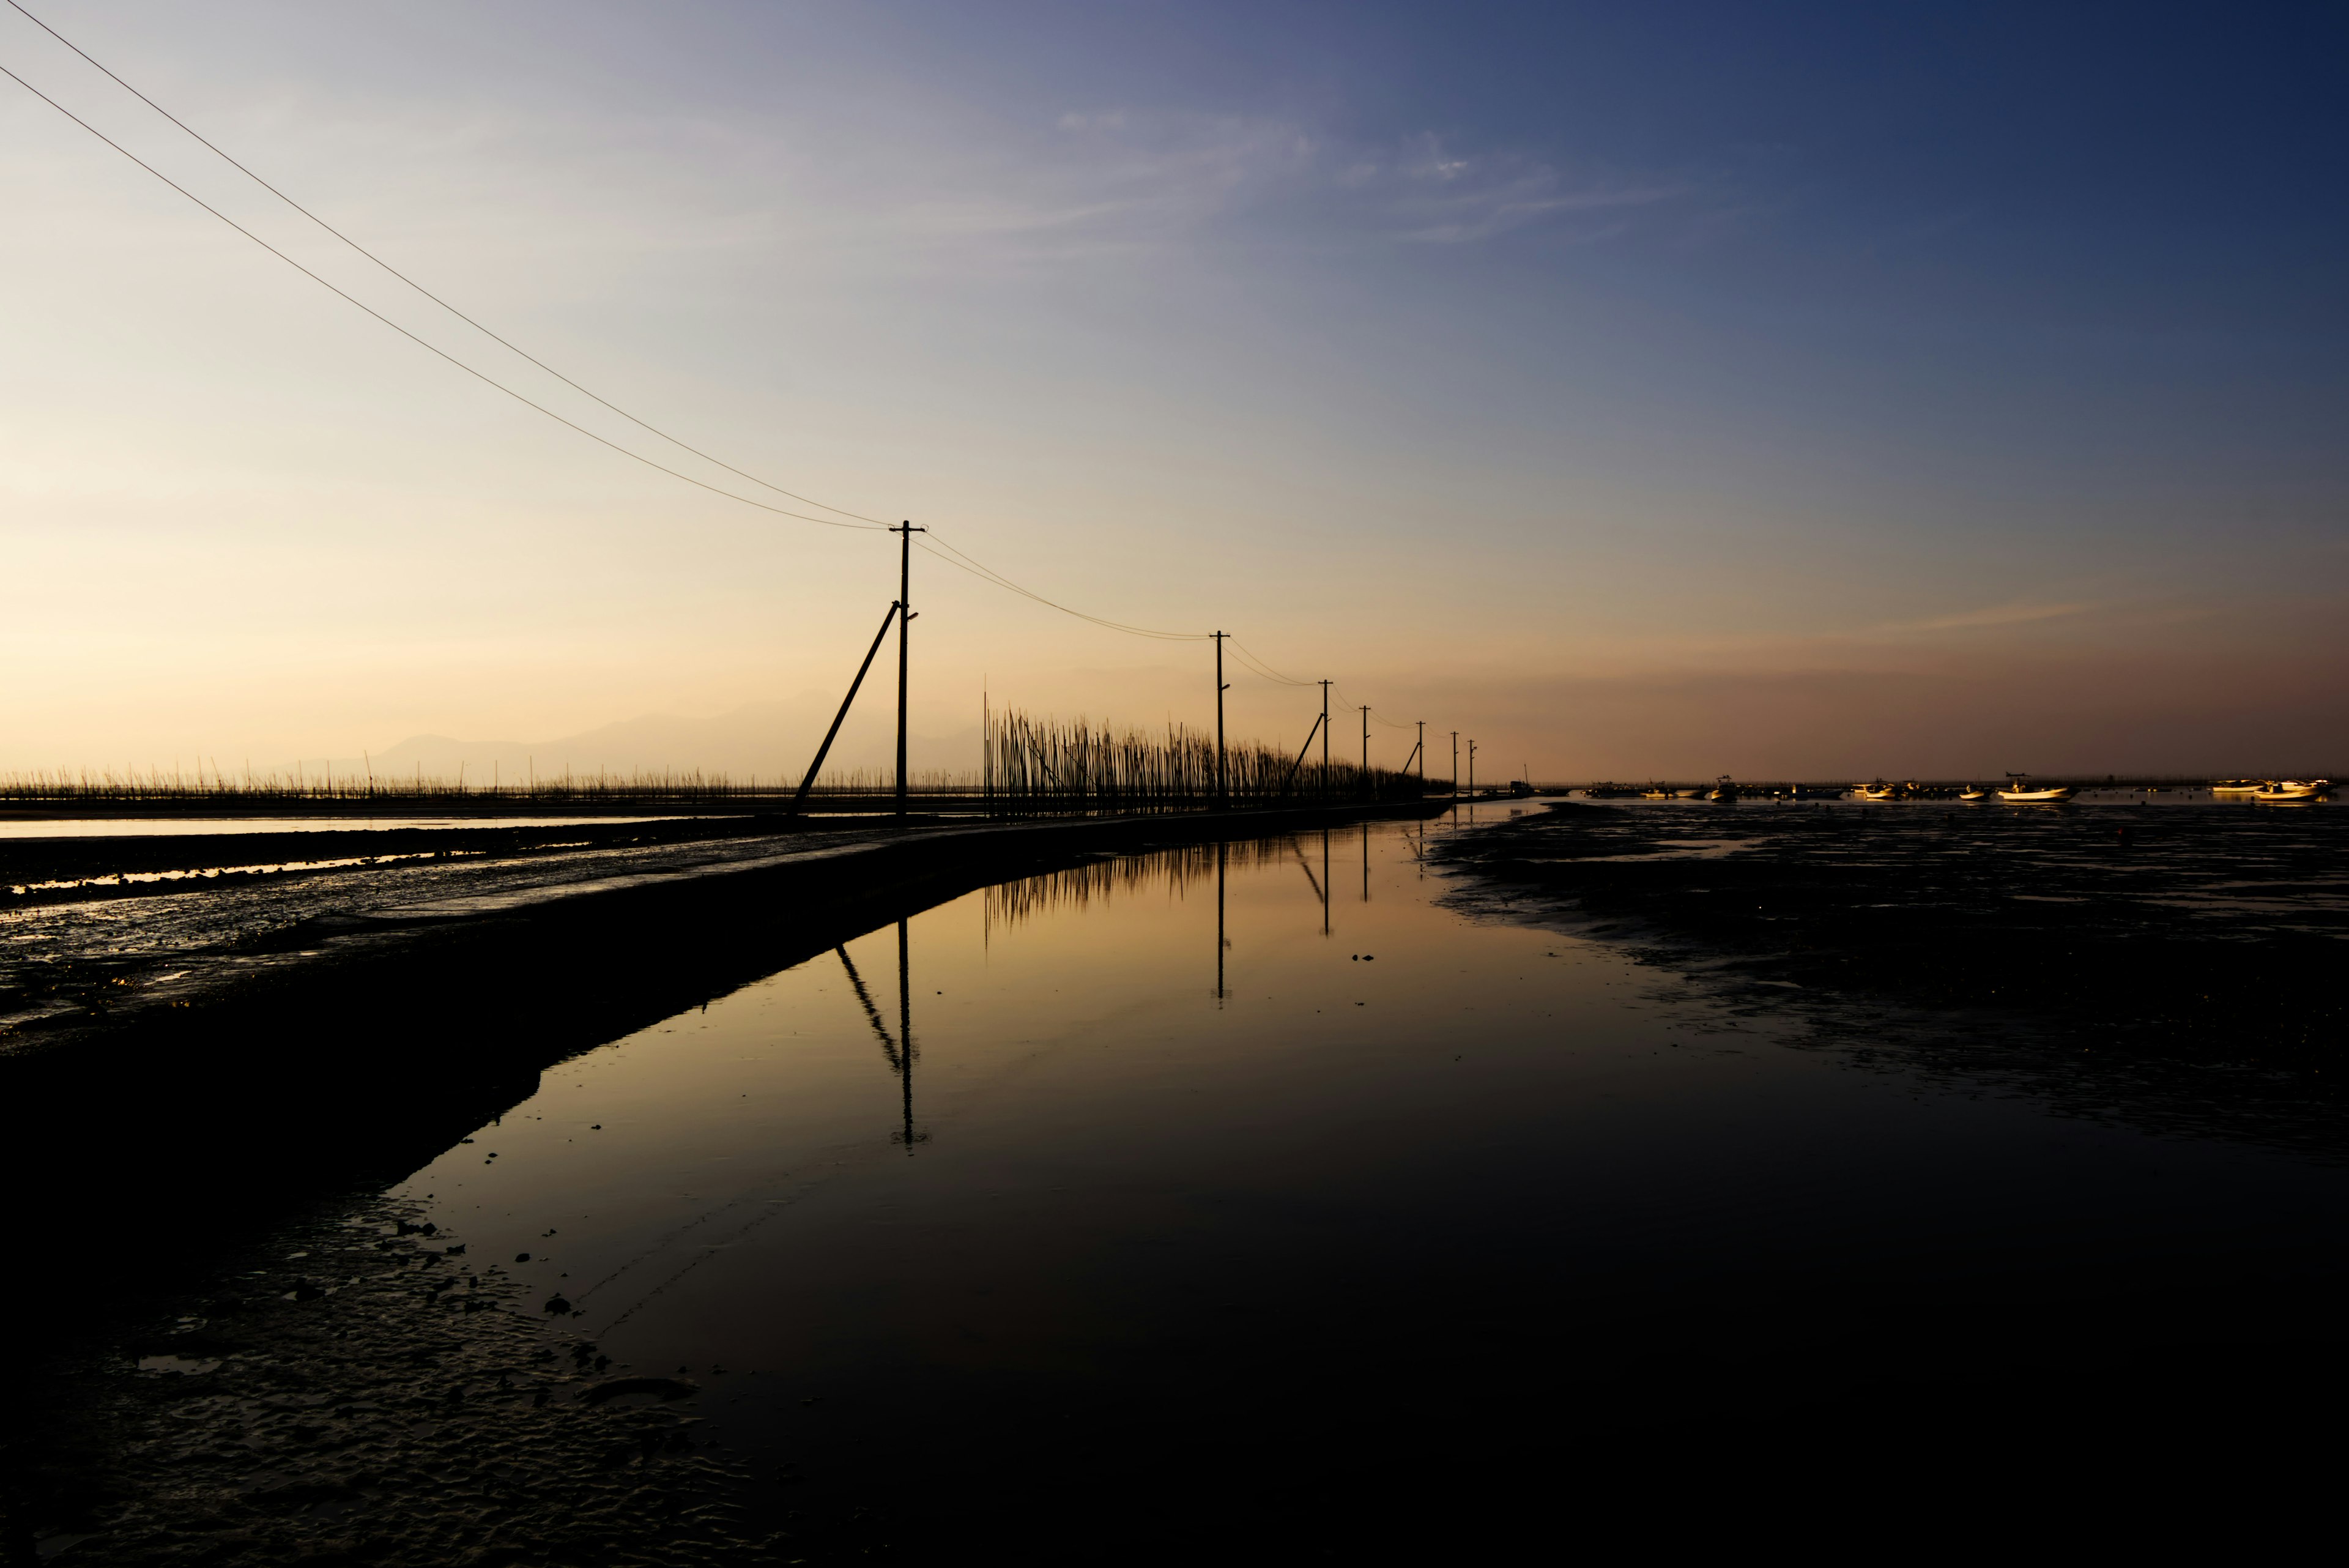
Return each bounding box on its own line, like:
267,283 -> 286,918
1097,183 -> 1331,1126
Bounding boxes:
1468,740 -> 1477,798
1359,705 -> 1370,784
1212,631 -> 1229,809
1451,731 -> 1459,796
1318,680 -> 1332,797
891,521 -> 925,816
1416,721 -> 1425,782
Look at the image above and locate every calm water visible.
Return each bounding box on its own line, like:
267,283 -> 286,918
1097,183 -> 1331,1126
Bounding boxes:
381,812 -> 2348,1537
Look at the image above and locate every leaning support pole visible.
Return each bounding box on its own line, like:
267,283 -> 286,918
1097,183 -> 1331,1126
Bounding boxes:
792,601 -> 902,814
1280,710 -> 1326,795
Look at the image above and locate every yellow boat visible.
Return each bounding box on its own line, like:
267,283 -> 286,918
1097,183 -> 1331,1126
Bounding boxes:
2252,779 -> 2331,803
2210,780 -> 2263,797
1958,785 -> 1988,801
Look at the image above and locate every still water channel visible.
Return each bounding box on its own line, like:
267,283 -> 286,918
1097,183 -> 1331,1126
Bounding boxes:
380,811 -> 2346,1536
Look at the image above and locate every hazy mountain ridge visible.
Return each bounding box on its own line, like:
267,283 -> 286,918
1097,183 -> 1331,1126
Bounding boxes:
360,699 -> 982,782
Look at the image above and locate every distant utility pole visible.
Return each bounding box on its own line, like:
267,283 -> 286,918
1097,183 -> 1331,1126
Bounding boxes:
1318,680 -> 1332,797
1212,631 -> 1230,810
1451,731 -> 1459,796
1468,740 -> 1477,798
1416,721 -> 1425,782
1359,706 -> 1370,794
891,520 -> 925,816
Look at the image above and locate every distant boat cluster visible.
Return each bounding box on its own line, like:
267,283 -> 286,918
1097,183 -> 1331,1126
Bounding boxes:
1577,775 -> 2334,804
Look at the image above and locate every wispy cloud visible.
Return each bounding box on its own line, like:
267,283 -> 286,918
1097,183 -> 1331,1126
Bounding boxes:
1868,601 -> 2098,636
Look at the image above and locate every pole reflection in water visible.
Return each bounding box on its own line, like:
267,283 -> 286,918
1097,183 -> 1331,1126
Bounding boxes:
836,926 -> 921,1149
895,917 -> 920,1148
1293,837 -> 1327,933
1215,839 -> 1228,1003
1321,828 -> 1331,936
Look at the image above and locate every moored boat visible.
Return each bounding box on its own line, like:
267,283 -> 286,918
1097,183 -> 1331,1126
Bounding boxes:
1709,775 -> 1739,802
1996,775 -> 2074,803
1857,779 -> 1901,801
1958,784 -> 1988,801
2252,779 -> 2331,803
2210,779 -> 2264,797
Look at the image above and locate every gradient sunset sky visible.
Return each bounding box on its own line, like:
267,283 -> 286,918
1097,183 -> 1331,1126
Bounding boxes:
6,1 -> 2344,779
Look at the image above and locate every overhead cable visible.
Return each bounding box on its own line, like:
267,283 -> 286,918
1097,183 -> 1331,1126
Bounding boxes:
1227,637 -> 1317,686
917,531 -> 1208,641
0,60 -> 886,531
4,0 -> 888,529
2,13 -> 1324,655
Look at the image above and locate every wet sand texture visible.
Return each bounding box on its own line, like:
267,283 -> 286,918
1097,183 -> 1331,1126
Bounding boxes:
12,1200 -> 775,1566
1436,800 -> 2348,1072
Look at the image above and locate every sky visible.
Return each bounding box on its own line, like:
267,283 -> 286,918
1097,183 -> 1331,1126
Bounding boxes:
4,0 -> 2345,781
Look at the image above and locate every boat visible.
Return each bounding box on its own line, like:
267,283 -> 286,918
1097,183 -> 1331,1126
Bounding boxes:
1640,787 -> 1674,800
1677,788 -> 1707,800
1709,775 -> 1739,803
1995,775 -> 2074,803
1856,779 -> 1903,801
1958,785 -> 1988,801
2210,779 -> 2264,797
2252,779 -> 2331,803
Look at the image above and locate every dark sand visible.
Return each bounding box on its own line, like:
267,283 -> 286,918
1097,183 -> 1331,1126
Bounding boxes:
1433,798 -> 2349,1145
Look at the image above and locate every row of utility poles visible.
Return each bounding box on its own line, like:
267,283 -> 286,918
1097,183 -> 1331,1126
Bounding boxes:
798,524 -> 1483,812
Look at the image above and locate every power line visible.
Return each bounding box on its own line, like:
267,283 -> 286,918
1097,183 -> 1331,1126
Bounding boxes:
4,0 -> 889,529
0,14 -> 1375,666
916,532 -> 1208,641
0,59 -> 889,532
1227,637 -> 1317,686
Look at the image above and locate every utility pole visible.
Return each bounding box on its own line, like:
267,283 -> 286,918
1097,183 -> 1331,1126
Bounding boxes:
1212,631 -> 1229,810
1359,705 -> 1370,787
1416,721 -> 1425,783
1468,740 -> 1477,798
1451,732 -> 1459,797
891,521 -> 925,816
1318,680 -> 1332,797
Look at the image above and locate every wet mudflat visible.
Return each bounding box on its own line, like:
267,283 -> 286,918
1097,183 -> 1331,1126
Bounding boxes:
1434,796 -> 2349,1143
17,811 -> 2349,1559
0,816 -> 876,1040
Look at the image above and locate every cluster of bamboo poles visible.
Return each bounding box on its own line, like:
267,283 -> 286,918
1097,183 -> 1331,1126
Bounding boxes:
984,838 -> 1297,926
983,710 -> 1422,814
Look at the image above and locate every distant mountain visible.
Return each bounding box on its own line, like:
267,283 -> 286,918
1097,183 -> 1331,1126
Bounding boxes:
355,698 -> 980,785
